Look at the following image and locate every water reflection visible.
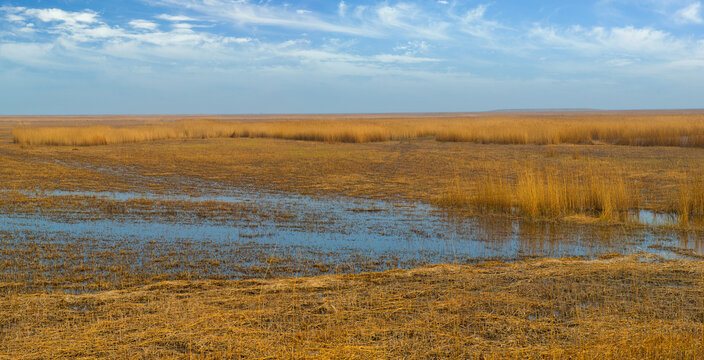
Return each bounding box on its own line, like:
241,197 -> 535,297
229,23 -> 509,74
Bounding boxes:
1,189 -> 702,263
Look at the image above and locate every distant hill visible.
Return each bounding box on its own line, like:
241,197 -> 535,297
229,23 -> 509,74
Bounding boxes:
489,108 -> 601,113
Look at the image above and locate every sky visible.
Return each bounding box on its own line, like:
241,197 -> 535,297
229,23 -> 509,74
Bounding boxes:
1,1 -> 703,115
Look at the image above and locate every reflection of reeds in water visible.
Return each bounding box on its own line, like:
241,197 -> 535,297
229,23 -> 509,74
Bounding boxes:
438,168 -> 638,221
12,113 -> 704,147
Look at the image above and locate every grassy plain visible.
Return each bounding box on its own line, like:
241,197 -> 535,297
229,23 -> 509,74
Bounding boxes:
1,112 -> 704,358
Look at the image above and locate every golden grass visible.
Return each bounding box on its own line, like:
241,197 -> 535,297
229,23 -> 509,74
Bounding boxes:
11,112 -> 704,147
1,254 -> 702,359
677,177 -> 704,227
438,167 -> 639,221
11,119 -> 432,146
11,120 -> 241,146
4,134 -> 703,215
434,114 -> 704,147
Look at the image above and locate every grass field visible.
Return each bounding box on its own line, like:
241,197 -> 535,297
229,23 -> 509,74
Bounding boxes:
1,112 -> 703,359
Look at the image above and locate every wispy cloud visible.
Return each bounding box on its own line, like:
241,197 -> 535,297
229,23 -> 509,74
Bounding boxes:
129,19 -> 159,30
530,25 -> 692,57
152,0 -> 380,37
460,4 -> 504,38
151,0 -> 457,40
155,14 -> 197,22
675,2 -> 703,24
24,8 -> 99,25
0,5 -> 442,75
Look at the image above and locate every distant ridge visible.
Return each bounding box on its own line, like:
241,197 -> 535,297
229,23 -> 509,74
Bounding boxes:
489,108 -> 601,113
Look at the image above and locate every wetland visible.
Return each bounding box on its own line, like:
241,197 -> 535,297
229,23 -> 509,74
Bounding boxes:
1,113 -> 703,359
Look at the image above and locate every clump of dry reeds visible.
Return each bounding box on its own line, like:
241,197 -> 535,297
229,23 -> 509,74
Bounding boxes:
438,167 -> 638,221
516,169 -> 636,220
676,176 -> 704,227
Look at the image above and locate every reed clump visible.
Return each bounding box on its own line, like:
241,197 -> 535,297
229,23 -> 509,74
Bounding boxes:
11,113 -> 704,147
438,168 -> 638,221
516,170 -> 636,220
676,176 -> 704,227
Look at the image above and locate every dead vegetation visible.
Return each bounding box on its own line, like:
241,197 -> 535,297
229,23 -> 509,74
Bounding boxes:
437,167 -> 639,222
1,254 -> 702,359
11,112 -> 704,148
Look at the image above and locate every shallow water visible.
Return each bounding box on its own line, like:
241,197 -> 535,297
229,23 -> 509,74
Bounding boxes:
2,189 -> 703,262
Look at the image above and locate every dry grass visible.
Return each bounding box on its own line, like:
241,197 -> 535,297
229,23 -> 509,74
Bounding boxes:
1,254 -> 702,359
677,177 -> 704,227
434,114 -> 704,147
11,118 -> 432,146
12,120 -> 241,146
4,134 -> 703,215
437,167 -> 639,221
11,112 -> 704,148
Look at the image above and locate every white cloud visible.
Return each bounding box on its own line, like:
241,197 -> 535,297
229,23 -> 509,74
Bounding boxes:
372,54 -> 439,63
151,0 -> 453,40
0,4 -> 445,80
129,20 -> 159,30
24,8 -> 98,25
154,0 -> 378,37
338,1 -> 347,17
6,14 -> 24,22
375,3 -> 449,39
393,40 -> 429,55
460,4 -> 503,38
675,2 -> 703,24
465,4 -> 489,22
529,25 -> 689,57
155,14 -> 196,22
228,37 -> 252,44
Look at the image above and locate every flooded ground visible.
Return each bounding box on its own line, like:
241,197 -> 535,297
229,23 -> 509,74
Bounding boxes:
2,188 -> 703,293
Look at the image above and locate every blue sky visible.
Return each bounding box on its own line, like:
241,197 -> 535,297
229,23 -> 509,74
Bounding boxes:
1,0 -> 703,114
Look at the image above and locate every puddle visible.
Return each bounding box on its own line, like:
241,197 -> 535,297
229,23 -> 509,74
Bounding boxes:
628,210 -> 679,226
2,189 -> 703,263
